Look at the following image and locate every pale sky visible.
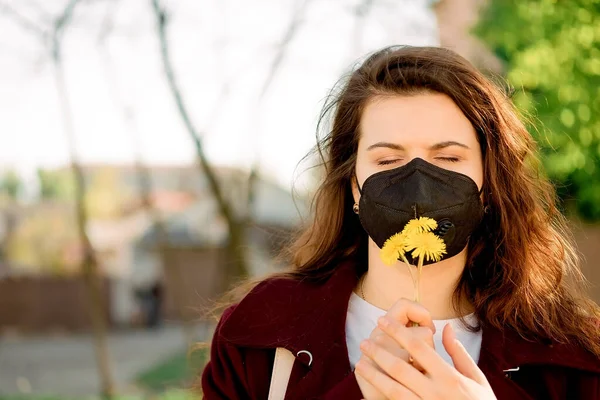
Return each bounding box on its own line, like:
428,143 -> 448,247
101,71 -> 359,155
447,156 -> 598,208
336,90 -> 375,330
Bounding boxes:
0,0 -> 439,193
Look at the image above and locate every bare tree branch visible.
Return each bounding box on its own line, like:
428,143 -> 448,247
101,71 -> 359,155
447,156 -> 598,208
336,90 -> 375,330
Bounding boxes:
151,0 -> 249,280
53,55 -> 117,399
0,2 -> 48,40
50,0 -> 80,58
96,0 -> 118,45
247,0 -> 314,222
2,1 -> 115,396
48,0 -> 116,397
20,0 -> 53,21
257,0 -> 314,101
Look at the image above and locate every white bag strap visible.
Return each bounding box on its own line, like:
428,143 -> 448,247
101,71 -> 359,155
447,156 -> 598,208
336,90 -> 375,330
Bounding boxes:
268,347 -> 295,400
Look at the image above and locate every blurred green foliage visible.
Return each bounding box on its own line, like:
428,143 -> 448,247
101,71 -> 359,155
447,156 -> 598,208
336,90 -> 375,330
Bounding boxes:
136,348 -> 206,392
4,166 -> 136,273
0,349 -> 206,400
476,0 -> 600,220
6,203 -> 80,273
37,169 -> 74,200
36,167 -> 131,220
0,170 -> 22,200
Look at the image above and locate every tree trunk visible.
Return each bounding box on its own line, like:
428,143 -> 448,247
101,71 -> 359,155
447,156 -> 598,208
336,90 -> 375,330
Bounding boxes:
52,42 -> 115,399
0,208 -> 17,263
151,0 -> 249,282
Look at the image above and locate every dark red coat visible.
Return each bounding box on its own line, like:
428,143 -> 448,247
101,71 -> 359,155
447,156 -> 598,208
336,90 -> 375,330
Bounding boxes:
201,262 -> 600,399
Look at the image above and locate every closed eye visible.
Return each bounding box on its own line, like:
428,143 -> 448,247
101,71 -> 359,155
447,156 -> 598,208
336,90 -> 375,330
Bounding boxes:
436,157 -> 460,163
377,159 -> 401,166
377,157 -> 461,166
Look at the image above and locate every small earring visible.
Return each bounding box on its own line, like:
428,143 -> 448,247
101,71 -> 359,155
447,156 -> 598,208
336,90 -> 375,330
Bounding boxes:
353,203 -> 359,214
483,205 -> 491,214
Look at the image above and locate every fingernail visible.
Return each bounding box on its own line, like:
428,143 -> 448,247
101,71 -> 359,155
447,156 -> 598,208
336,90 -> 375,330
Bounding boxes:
378,316 -> 389,328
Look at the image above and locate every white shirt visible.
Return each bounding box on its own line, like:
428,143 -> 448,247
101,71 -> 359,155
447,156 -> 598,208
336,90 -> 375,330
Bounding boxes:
345,292 -> 482,369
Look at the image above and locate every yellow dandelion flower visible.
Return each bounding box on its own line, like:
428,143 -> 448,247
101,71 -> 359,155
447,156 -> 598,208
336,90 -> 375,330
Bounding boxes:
401,217 -> 438,235
404,231 -> 447,263
380,232 -> 407,266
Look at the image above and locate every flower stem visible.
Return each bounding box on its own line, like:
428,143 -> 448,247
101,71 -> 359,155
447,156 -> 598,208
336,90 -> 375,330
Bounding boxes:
400,252 -> 422,327
412,254 -> 423,326
416,254 -> 424,303
399,253 -> 417,295
408,256 -> 425,327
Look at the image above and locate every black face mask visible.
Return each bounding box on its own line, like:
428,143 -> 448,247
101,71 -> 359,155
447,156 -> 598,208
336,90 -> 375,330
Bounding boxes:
357,158 -> 484,265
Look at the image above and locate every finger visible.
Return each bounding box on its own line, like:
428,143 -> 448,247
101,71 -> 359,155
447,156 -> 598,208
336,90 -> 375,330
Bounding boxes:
371,326 -> 433,371
442,323 -> 490,387
355,359 -> 420,400
360,339 -> 432,397
359,353 -> 388,377
372,329 -> 406,356
378,316 -> 452,378
372,326 -> 435,353
387,298 -> 436,332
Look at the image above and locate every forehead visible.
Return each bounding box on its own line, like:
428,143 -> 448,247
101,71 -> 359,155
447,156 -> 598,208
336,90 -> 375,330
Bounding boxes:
359,93 -> 478,146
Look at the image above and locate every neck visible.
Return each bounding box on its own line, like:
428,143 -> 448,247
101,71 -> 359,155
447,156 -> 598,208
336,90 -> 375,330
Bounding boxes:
360,239 -> 472,320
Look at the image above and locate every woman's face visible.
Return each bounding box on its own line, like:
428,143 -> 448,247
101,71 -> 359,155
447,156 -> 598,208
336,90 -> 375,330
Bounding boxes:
353,93 -> 484,199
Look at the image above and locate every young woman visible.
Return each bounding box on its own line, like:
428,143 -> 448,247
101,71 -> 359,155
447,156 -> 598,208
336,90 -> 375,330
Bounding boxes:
201,46 -> 600,399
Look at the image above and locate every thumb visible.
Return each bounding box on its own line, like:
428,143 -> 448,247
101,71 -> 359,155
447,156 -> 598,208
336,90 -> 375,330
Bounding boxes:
442,323 -> 489,386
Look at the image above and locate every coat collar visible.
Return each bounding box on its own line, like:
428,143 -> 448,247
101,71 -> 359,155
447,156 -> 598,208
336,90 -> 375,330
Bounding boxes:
221,260 -> 600,374
220,260 -> 359,367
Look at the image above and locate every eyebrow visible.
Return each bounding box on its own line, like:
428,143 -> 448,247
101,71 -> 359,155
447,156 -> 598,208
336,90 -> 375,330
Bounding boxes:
429,141 -> 470,150
366,142 -> 405,151
366,141 -> 470,151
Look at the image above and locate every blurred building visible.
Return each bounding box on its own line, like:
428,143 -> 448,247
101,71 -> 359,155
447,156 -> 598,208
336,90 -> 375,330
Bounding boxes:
107,167 -> 307,326
0,164 -> 307,332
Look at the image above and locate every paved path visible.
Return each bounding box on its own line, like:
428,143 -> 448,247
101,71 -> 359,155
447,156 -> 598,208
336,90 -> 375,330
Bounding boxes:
0,323 -> 210,397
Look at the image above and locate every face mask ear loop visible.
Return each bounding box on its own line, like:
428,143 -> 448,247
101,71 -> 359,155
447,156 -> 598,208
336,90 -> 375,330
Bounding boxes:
355,173 -> 363,196
479,184 -> 490,213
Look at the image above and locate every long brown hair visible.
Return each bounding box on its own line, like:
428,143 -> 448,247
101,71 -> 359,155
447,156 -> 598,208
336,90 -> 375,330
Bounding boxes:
227,46 -> 600,356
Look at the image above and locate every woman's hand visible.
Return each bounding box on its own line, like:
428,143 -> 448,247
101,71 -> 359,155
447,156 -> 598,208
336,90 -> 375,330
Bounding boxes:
354,299 -> 436,400
356,316 -> 496,400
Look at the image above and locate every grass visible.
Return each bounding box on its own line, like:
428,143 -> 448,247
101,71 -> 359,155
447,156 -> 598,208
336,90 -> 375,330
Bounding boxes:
0,348 -> 207,400
135,348 -> 207,392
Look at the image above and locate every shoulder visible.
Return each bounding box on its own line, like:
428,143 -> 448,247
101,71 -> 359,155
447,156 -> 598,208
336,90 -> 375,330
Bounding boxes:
215,262 -> 360,348
215,275 -> 325,346
214,276 -> 303,331
491,325 -> 600,377
561,346 -> 600,399
481,325 -> 600,398
203,282 -> 288,399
